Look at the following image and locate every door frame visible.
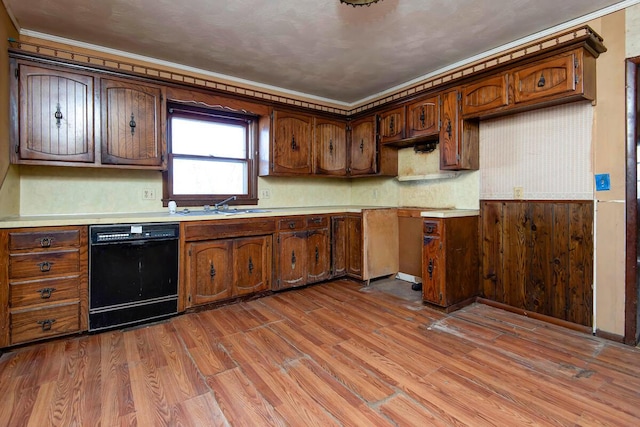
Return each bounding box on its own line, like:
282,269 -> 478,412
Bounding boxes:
625,58 -> 639,345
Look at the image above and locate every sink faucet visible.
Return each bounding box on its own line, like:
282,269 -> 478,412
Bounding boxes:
214,195 -> 237,210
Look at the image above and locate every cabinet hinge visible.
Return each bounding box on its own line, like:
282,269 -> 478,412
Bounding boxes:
277,235 -> 280,244
188,294 -> 192,303
271,162 -> 274,171
15,144 -> 19,154
188,248 -> 192,256
457,92 -> 462,101
161,153 -> 165,163
456,154 -> 461,162
160,94 -> 164,102
14,68 -> 19,79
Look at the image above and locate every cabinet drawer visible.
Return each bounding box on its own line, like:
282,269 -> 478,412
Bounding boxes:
306,216 -> 328,229
9,250 -> 80,280
10,302 -> 80,345
423,220 -> 441,236
9,229 -> 80,251
278,217 -> 306,231
10,276 -> 80,308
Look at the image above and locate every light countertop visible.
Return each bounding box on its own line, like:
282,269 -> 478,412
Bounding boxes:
0,206 -> 479,228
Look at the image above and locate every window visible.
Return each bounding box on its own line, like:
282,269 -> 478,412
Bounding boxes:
164,103 -> 257,206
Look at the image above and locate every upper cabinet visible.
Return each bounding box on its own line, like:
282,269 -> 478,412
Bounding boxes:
378,106 -> 405,145
12,62 -> 95,164
314,117 -> 348,176
406,95 -> 440,139
271,110 -> 313,175
101,78 -> 165,168
461,74 -> 509,117
349,115 -> 378,176
10,58 -> 166,170
512,48 -> 592,105
440,88 -> 479,171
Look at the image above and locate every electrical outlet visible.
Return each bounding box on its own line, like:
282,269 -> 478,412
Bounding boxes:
142,188 -> 156,200
260,189 -> 271,199
372,189 -> 379,200
513,187 -> 524,200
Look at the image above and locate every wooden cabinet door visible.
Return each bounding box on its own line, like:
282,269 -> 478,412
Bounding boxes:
331,216 -> 347,278
440,89 -> 479,171
406,95 -> 439,139
307,228 -> 330,284
462,74 -> 509,117
272,110 -> 313,174
378,106 -> 405,145
188,240 -> 232,306
314,117 -> 347,176
513,52 -> 578,104
101,78 -> 164,167
422,232 -> 445,306
18,63 -> 95,163
346,215 -> 362,278
277,231 -> 307,289
349,115 -> 377,176
234,236 -> 271,296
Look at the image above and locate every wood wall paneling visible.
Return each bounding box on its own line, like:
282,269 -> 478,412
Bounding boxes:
481,201 -> 593,327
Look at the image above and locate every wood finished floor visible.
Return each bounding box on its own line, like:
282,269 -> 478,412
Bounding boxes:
1,279 -> 640,426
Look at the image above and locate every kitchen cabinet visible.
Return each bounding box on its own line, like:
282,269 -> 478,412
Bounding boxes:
0,226 -> 88,347
422,215 -> 479,311
348,115 -> 378,176
512,48 -> 593,105
11,61 -> 96,164
314,117 -> 348,176
461,74 -> 509,117
274,216 -> 331,290
331,214 -> 363,279
439,88 -> 479,171
378,106 -> 405,145
406,95 -> 440,140
271,109 -> 314,175
181,218 -> 275,309
101,78 -> 166,168
186,235 -> 271,306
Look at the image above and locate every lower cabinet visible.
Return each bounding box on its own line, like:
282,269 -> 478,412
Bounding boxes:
186,235 -> 272,307
331,214 -> 363,280
0,226 -> 88,347
422,215 -> 479,311
274,216 -> 330,290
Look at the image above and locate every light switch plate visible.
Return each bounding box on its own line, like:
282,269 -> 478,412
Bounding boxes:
595,174 -> 610,191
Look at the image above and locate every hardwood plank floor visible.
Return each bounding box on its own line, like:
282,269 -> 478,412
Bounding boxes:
1,279 -> 639,426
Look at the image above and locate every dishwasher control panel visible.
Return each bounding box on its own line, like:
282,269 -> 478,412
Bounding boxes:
90,223 -> 179,244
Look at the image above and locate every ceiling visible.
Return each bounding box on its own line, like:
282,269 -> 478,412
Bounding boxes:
3,0 -> 627,105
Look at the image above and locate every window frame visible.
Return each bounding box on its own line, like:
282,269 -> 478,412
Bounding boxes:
163,103 -> 258,207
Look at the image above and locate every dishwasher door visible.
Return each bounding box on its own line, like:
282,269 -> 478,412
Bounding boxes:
89,223 -> 179,331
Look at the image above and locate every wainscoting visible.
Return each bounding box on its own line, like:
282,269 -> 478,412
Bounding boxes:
481,200 -> 593,326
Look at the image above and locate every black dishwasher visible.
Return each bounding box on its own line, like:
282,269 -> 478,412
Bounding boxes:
89,223 -> 179,331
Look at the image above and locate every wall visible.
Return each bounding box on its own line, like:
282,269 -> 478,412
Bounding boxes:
0,3 -> 18,216
591,11 -> 628,335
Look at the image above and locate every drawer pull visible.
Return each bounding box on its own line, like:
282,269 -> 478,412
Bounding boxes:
289,222 -> 295,229
37,319 -> 56,332
38,261 -> 53,272
37,287 -> 56,299
40,237 -> 53,247
425,225 -> 435,234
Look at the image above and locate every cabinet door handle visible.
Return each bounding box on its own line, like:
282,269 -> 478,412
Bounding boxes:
419,107 -> 426,128
291,135 -> 297,150
427,258 -> 434,280
129,113 -> 137,136
389,115 -> 395,135
537,73 -> 546,88
315,246 -> 319,264
360,139 -> 364,153
37,287 -> 56,299
38,261 -> 53,272
39,237 -> 53,247
248,257 -> 254,275
291,250 -> 296,267
54,103 -> 63,128
210,261 -> 216,279
37,319 -> 56,332
446,119 -> 452,139
329,139 -> 333,154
